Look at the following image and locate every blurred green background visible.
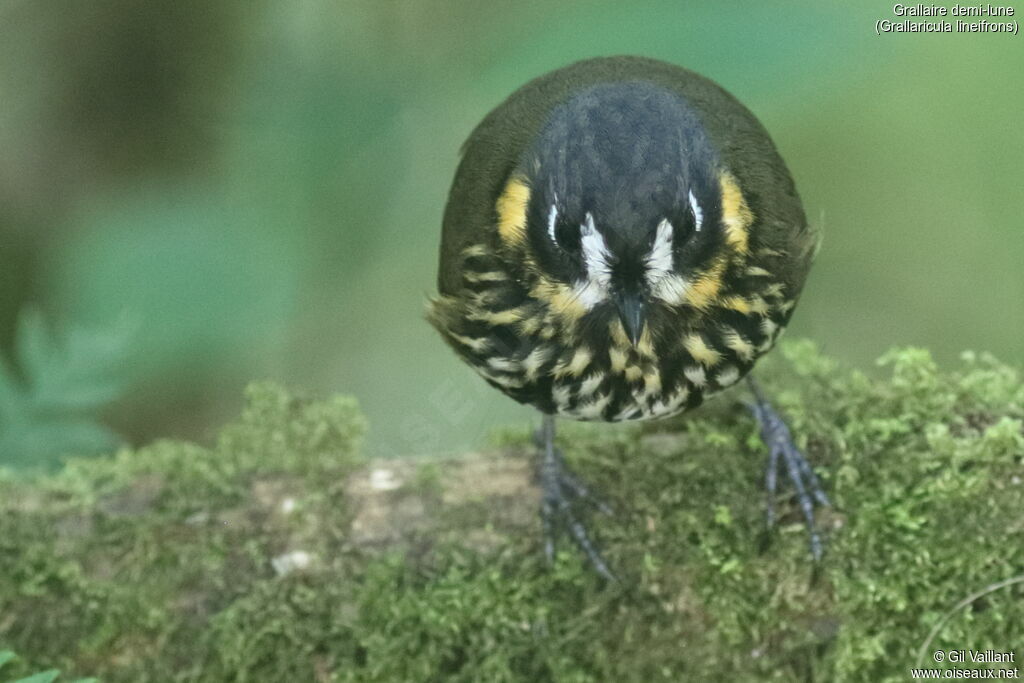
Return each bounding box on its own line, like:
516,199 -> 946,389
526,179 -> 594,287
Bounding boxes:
1,0 -> 1021,466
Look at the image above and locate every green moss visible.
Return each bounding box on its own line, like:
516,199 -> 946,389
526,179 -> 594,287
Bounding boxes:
0,382 -> 366,681
1,649 -> 98,683
2,346 -> 1023,682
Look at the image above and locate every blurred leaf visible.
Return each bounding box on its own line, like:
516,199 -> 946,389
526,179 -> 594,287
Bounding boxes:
12,309 -> 131,415
35,328 -> 132,414
0,649 -> 99,683
10,672 -> 60,683
0,307 -> 131,472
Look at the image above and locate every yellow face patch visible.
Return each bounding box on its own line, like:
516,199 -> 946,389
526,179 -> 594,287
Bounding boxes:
719,171 -> 753,255
496,176 -> 530,246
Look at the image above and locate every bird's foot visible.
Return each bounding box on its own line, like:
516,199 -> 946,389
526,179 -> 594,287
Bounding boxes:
746,377 -> 830,560
534,415 -> 617,582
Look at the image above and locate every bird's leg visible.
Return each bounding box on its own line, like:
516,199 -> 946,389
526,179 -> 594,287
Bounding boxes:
745,376 -> 830,560
551,450 -> 615,517
535,414 -> 617,581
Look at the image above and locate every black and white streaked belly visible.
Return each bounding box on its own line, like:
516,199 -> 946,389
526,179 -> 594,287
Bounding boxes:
429,244 -> 794,422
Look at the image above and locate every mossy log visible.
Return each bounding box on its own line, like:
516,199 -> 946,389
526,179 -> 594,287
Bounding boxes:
1,341 -> 1023,682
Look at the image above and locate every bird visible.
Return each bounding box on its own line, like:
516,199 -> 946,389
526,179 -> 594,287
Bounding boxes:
428,56 -> 828,580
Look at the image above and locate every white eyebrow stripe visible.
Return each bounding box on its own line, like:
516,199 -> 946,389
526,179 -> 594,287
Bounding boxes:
547,201 -> 559,244
688,189 -> 703,232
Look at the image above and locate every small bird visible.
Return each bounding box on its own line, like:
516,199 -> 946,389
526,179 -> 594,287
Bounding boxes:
429,56 -> 828,580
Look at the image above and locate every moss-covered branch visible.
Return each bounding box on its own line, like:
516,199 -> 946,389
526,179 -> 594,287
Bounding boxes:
2,341 -> 1023,682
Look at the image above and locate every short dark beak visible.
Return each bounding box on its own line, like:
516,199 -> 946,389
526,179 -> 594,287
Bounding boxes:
614,291 -> 646,347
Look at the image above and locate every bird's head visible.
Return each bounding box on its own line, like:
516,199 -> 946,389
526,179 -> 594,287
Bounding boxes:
494,81 -> 754,348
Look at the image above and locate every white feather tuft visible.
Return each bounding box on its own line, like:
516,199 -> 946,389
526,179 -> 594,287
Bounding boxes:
647,218 -> 674,278
580,213 -> 611,281
646,218 -> 688,304
572,213 -> 613,309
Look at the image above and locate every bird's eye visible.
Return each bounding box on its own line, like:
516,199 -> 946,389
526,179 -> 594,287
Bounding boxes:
688,189 -> 704,232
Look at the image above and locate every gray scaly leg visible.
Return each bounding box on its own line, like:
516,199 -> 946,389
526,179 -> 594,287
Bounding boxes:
536,414 -> 617,581
746,377 -> 830,559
